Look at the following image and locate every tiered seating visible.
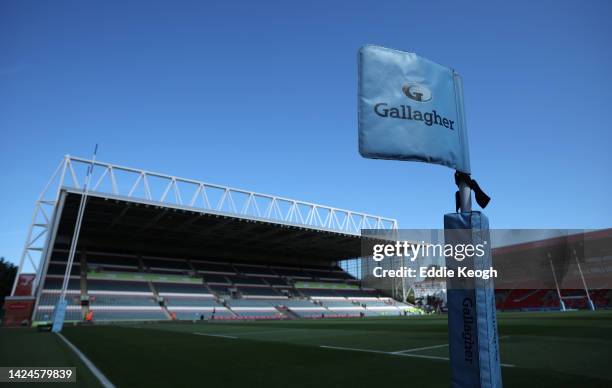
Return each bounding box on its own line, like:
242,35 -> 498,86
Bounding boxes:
275,299 -> 326,318
33,306 -> 82,322
88,280 -> 152,294
153,282 -> 212,296
170,310 -> 234,320
202,274 -> 230,284
277,288 -> 302,298
164,296 -> 233,320
317,299 -> 365,317
336,289 -> 380,299
362,298 -> 403,315
304,270 -> 344,281
34,276 -> 83,322
360,300 -> 386,307
89,295 -> 158,306
296,282 -> 378,300
302,265 -> 356,281
277,299 -> 320,308
229,275 -> 267,286
320,299 -> 360,308
46,262 -> 81,276
192,261 -> 234,274
541,290 -> 560,308
495,289 -> 560,311
85,277 -> 165,321
303,264 -> 341,271
164,298 -> 220,307
226,300 -> 281,319
590,289 -> 612,307
271,267 -> 310,279
32,250 -> 409,323
86,254 -> 140,269
143,257 -> 191,273
394,301 -> 412,309
264,299 -> 298,307
208,285 -> 232,297
495,288 -> 612,311
265,277 -> 289,287
37,292 -> 81,308
147,275 -> 234,320
41,277 -> 80,291
90,310 -> 167,321
332,271 -> 355,280
495,290 -> 511,307
234,264 -> 277,277
191,260 -> 236,304
300,288 -> 337,298
206,273 -> 281,299
238,287 -> 281,298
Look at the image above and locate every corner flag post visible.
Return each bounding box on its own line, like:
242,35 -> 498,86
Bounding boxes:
358,45 -> 501,387
52,144 -> 98,333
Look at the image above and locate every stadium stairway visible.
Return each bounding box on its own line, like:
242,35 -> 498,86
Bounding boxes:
281,308 -> 299,320
149,281 -> 172,320
271,303 -> 299,320
202,278 -> 240,315
217,298 -> 240,318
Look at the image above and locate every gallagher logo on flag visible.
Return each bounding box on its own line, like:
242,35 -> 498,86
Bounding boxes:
402,83 -> 432,102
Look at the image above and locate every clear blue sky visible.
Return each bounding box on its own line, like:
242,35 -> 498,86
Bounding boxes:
1,1 -> 611,266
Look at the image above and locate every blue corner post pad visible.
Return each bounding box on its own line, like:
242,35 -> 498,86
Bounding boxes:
444,211 -> 502,388
51,298 -> 68,333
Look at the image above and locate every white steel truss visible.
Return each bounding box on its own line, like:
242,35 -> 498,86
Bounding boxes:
12,155 -> 398,296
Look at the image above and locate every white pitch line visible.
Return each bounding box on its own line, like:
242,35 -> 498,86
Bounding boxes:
392,336 -> 512,356
56,333 -> 115,388
320,345 -> 391,355
321,344 -> 447,361
193,332 -> 238,339
399,353 -> 453,362
392,343 -> 449,354
320,345 -> 515,368
210,328 -> 296,337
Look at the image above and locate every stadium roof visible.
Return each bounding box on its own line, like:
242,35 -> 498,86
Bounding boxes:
54,188 -> 372,264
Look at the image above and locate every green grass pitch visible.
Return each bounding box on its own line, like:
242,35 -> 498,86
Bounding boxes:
2,311 -> 612,387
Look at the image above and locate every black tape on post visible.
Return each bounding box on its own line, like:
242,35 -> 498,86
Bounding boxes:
455,172 -> 490,212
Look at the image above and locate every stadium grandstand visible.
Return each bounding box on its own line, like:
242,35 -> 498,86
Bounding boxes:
3,156 -> 412,326
4,156 -> 609,326
397,229 -> 612,313
492,229 -> 612,311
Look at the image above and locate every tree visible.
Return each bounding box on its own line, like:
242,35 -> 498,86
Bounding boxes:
0,257 -> 18,310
